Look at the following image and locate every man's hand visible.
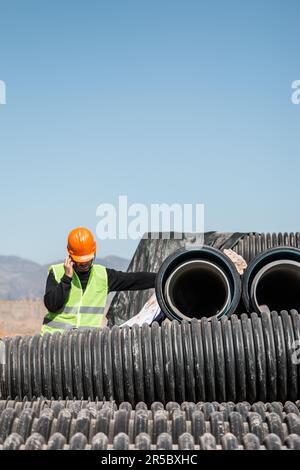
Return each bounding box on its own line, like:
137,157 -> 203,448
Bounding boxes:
64,256 -> 74,278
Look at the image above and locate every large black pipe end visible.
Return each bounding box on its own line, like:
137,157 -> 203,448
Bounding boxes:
242,246 -> 300,314
155,246 -> 242,322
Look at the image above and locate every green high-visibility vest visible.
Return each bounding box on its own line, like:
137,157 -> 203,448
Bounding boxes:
41,263 -> 108,334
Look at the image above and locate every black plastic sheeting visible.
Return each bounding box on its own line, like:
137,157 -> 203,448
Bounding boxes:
107,232 -> 300,326
0,399 -> 299,449
1,310 -> 300,404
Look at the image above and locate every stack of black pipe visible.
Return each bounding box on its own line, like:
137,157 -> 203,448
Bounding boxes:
0,399 -> 300,449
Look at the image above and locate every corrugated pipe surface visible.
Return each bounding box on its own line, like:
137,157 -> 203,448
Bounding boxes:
0,399 -> 299,449
233,232 -> 300,264
1,311 -> 299,404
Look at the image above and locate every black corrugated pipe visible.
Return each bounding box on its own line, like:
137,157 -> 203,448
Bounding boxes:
233,232 -> 300,264
0,399 -> 299,449
242,246 -> 300,314
155,246 -> 242,321
0,311 -> 299,403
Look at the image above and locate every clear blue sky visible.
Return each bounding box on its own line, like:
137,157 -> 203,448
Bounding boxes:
0,0 -> 299,264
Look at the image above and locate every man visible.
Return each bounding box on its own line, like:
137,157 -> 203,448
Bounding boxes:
42,227 -> 157,334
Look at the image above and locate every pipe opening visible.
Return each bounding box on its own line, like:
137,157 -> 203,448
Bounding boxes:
164,260 -> 231,320
251,260 -> 300,313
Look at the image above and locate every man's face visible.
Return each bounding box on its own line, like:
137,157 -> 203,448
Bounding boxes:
73,257 -> 94,272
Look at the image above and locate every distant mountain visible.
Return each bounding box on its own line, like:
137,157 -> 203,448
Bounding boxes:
0,255 -> 130,300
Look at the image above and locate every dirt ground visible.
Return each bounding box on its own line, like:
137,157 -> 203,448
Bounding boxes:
0,299 -> 46,337
0,299 -> 110,337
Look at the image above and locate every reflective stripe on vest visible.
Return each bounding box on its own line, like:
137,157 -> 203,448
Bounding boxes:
42,319 -> 98,330
62,306 -> 105,314
41,263 -> 108,334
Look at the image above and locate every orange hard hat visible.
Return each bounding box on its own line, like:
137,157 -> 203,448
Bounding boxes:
67,227 -> 96,262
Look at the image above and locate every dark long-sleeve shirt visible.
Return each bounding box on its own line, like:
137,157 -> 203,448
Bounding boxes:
44,266 -> 157,313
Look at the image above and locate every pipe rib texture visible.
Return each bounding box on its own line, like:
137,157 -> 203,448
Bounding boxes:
1,311 -> 299,404
0,399 -> 299,449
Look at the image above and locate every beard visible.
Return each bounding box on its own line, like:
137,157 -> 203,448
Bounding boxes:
75,263 -> 92,272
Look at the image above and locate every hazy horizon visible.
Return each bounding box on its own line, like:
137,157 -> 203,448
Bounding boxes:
0,251 -> 131,266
